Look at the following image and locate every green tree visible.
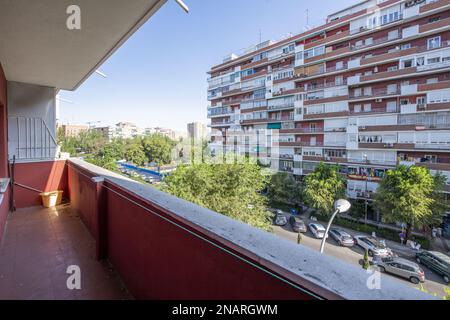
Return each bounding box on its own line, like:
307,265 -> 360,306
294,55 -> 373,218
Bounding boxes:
374,165 -> 447,240
267,172 -> 302,206
125,143 -> 146,166
303,163 -> 346,215
142,134 -> 175,165
77,130 -> 106,155
162,157 -> 272,231
97,138 -> 125,160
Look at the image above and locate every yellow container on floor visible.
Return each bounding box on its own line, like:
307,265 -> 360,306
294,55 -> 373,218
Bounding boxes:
40,191 -> 63,208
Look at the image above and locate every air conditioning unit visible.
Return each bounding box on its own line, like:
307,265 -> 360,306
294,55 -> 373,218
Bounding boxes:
385,143 -> 394,148
325,156 -> 331,161
375,98 -> 383,102
359,126 -> 366,130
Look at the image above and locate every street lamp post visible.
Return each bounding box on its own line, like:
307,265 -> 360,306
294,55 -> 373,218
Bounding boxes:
319,199 -> 351,254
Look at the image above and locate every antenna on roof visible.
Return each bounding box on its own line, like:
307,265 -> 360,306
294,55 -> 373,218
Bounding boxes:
303,9 -> 312,31
259,28 -> 262,44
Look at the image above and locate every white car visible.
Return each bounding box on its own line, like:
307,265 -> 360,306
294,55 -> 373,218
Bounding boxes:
354,235 -> 393,257
308,223 -> 327,239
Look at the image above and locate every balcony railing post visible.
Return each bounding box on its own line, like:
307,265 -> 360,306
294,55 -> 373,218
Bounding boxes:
91,176 -> 108,260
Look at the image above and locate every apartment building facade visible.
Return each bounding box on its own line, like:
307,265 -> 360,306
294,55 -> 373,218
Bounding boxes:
207,0 -> 450,220
57,123 -> 89,137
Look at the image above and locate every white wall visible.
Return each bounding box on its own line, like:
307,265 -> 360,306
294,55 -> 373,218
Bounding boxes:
7,81 -> 58,161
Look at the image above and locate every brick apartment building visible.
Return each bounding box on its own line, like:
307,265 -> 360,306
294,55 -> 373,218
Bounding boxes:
57,123 -> 89,137
207,0 -> 450,220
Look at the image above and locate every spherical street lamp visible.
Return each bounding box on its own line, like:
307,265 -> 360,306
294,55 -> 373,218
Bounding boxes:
319,199 -> 351,254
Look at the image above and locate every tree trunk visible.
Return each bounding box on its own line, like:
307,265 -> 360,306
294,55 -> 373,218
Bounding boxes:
405,223 -> 412,241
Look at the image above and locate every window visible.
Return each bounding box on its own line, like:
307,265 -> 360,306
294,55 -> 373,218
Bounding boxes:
428,57 -> 440,64
387,66 -> 398,72
428,16 -> 441,23
387,84 -> 398,94
354,88 -> 362,97
387,101 -> 397,112
427,78 -> 438,84
416,57 -> 425,66
388,29 -> 399,40
363,87 -> 372,96
401,43 -> 411,50
417,96 -> 426,105
363,104 -> 372,112
427,36 -> 441,50
304,46 -> 325,59
354,104 -> 361,112
402,59 -> 413,68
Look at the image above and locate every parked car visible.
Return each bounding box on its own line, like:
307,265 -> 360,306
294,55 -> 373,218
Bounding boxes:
374,257 -> 425,284
308,223 -> 327,239
329,228 -> 354,247
274,210 -> 287,226
353,235 -> 393,257
416,251 -> 450,283
289,216 -> 307,233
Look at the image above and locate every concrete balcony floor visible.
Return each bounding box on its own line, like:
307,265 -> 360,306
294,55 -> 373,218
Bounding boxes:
0,204 -> 131,300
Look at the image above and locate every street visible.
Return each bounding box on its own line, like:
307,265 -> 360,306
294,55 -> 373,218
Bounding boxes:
272,212 -> 449,298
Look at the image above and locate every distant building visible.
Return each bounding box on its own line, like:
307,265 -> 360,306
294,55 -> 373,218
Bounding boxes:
145,127 -> 176,140
187,122 -> 206,141
92,126 -> 114,141
115,122 -> 143,139
57,123 -> 89,137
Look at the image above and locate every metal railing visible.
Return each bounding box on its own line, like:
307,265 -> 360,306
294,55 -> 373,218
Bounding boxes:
8,116 -> 58,160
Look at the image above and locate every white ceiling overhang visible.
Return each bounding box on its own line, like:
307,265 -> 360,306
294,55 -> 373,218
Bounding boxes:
0,0 -> 167,90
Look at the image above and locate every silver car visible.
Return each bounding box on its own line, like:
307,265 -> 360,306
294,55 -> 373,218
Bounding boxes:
274,210 -> 287,226
374,257 -> 425,284
308,223 -> 327,239
354,235 -> 393,257
329,228 -> 354,247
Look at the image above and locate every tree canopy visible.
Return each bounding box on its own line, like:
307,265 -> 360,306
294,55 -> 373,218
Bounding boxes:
142,134 -> 176,165
162,158 -> 272,231
59,129 -> 177,169
302,163 -> 346,215
374,165 -> 448,239
125,143 -> 147,166
267,172 -> 302,206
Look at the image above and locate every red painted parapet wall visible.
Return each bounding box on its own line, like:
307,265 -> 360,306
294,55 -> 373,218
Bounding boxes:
67,163 -> 99,241
13,160 -> 68,208
67,161 -> 339,300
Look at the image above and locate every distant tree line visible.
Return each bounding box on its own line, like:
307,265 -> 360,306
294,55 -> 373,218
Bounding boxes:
57,127 -> 177,171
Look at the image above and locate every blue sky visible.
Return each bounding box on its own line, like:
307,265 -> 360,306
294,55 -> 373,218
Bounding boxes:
60,0 -> 359,132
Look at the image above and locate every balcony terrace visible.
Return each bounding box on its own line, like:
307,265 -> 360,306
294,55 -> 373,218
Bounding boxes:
0,204 -> 130,299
